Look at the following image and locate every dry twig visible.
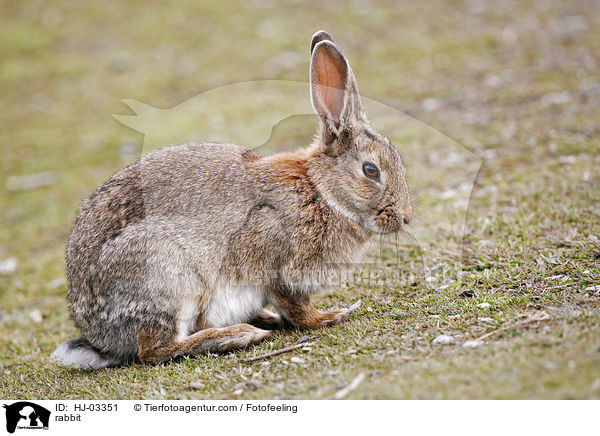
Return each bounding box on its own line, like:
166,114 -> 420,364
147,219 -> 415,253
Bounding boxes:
475,312 -> 551,342
330,373 -> 366,400
240,342 -> 315,363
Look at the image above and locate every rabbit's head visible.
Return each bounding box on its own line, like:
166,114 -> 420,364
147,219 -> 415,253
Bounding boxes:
307,31 -> 412,234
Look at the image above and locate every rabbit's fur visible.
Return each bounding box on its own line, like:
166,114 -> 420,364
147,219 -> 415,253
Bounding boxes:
52,31 -> 412,369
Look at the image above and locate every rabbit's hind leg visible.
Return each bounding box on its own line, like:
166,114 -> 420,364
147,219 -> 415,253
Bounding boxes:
138,323 -> 272,365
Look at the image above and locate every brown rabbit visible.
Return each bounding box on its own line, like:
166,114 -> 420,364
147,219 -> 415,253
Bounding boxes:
52,30 -> 412,369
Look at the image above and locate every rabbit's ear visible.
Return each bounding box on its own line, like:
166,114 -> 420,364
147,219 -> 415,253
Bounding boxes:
310,30 -> 336,54
310,40 -> 362,144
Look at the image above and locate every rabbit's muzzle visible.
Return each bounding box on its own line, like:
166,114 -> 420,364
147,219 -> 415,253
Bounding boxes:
375,203 -> 411,234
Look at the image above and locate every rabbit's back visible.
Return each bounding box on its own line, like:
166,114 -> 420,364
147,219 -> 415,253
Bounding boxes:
67,142 -> 259,280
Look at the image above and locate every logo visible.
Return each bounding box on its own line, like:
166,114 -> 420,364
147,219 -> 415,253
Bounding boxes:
2,402 -> 50,434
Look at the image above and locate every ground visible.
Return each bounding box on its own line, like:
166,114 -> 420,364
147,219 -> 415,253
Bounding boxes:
1,0 -> 599,400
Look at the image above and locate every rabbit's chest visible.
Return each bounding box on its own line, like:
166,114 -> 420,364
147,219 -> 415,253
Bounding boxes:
204,283 -> 265,328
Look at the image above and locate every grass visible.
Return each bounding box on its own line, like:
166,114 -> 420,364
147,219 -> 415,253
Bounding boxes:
1,0 -> 600,400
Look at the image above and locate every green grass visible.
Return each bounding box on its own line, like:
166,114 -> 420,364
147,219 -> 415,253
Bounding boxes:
1,0 -> 600,399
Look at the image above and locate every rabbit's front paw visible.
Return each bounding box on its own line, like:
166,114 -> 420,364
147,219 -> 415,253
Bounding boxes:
322,308 -> 351,326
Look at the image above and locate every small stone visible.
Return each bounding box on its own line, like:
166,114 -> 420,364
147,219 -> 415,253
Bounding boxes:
583,171 -> 591,182
346,349 -> 358,355
485,73 -> 502,88
541,91 -> 572,106
261,361 -> 271,367
479,148 -> 498,160
257,19 -> 277,39
0,258 -> 18,275
545,274 -> 565,281
120,138 -> 139,160
271,50 -> 302,70
502,27 -> 518,44
478,317 -> 494,323
29,310 -> 43,323
47,277 -> 66,290
459,289 -> 475,298
432,262 -> 445,272
290,357 -> 305,364
432,334 -> 453,345
296,335 -> 312,343
246,380 -> 261,391
301,346 -> 312,352
233,382 -> 245,391
477,302 -> 491,309
29,93 -> 52,112
109,51 -> 133,72
559,156 -> 577,164
232,389 -> 243,396
6,172 -> 57,191
463,340 -> 483,348
422,98 -> 441,112
189,381 -> 205,389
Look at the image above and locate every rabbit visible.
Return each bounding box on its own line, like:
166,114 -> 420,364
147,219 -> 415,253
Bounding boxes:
51,30 -> 412,370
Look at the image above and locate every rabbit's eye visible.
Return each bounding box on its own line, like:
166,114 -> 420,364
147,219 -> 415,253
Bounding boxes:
362,162 -> 380,181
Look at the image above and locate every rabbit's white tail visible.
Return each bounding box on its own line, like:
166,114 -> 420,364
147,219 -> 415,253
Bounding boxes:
51,337 -> 119,370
